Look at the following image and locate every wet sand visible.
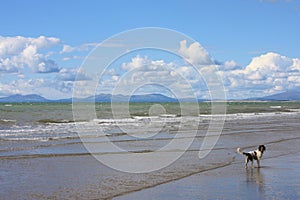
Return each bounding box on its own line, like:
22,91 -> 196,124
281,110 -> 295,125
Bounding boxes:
115,152 -> 300,200
1,112 -> 300,199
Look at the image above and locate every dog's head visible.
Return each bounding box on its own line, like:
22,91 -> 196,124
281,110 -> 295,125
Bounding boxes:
258,145 -> 266,153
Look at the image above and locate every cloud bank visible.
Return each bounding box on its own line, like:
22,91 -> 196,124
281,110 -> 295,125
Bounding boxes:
0,35 -> 94,99
0,36 -> 60,73
1,36 -> 300,99
221,52 -> 300,98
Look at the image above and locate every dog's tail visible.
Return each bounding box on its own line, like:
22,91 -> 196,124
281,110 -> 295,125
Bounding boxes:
236,148 -> 244,155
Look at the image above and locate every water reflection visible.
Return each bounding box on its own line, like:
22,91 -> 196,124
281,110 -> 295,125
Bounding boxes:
246,168 -> 265,194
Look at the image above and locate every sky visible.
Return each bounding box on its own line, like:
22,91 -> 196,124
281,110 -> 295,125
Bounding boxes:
1,0 -> 300,99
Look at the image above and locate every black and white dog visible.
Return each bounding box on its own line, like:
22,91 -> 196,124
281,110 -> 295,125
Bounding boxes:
237,145 -> 266,168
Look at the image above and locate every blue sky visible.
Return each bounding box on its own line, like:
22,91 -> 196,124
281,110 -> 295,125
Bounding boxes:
1,0 -> 300,99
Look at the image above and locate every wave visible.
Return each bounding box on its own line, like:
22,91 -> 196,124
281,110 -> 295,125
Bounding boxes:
96,108 -> 299,124
1,109 -> 299,145
199,109 -> 300,120
159,114 -> 178,118
37,119 -> 75,124
0,119 -> 16,124
0,135 -> 81,142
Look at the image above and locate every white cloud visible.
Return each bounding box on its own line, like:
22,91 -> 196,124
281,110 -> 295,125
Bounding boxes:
112,75 -> 119,81
221,52 -> 300,98
222,60 -> 240,71
0,35 -> 60,73
121,55 -> 148,71
60,43 -> 97,54
0,78 -> 45,96
291,58 -> 300,71
178,40 -> 213,66
244,52 -> 292,77
37,60 -> 60,73
107,55 -> 207,98
62,55 -> 83,61
2,35 -> 300,100
60,45 -> 75,53
58,68 -> 92,81
0,35 -> 102,98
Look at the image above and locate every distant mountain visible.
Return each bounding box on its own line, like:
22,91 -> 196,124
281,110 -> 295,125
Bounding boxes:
2,91 -> 299,103
78,93 -> 179,103
251,91 -> 300,101
128,94 -> 178,102
0,94 -> 51,103
0,93 -> 180,103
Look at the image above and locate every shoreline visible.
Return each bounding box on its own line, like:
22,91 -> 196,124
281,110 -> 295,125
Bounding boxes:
1,104 -> 300,199
109,157 -> 235,200
115,150 -> 300,200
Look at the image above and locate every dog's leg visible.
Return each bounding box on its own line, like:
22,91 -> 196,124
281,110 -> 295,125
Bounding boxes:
257,160 -> 260,168
245,157 -> 249,168
251,160 -> 254,169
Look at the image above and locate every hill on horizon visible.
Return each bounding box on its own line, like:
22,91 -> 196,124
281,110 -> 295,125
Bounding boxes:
250,91 -> 300,101
0,94 -> 51,103
0,93 -> 180,103
1,91 -> 300,103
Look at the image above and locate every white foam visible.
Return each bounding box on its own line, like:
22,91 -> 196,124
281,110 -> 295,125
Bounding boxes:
2,110 -> 299,142
0,119 -> 16,123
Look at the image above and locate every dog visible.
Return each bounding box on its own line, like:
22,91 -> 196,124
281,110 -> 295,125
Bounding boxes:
237,145 -> 266,168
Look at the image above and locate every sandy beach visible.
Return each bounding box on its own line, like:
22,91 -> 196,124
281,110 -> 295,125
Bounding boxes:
116,148 -> 300,200
2,1 -> 300,199
2,131 -> 299,200
114,112 -> 300,200
1,103 -> 300,199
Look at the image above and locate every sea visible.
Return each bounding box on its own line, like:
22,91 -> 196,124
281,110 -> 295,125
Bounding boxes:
1,101 -> 299,143
1,101 -> 300,199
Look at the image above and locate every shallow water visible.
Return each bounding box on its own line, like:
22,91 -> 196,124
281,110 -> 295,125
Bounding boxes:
115,152 -> 300,200
0,102 -> 300,199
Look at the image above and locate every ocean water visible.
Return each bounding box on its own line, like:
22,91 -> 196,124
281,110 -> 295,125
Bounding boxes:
1,101 -> 299,135
1,102 -> 299,156
1,102 -> 300,199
